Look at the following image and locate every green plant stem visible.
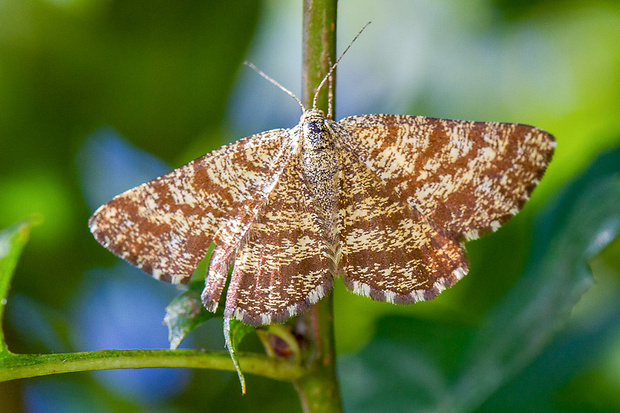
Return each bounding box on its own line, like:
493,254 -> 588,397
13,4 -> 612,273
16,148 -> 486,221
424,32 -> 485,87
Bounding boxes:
0,349 -> 304,382
302,0 -> 337,114
294,296 -> 342,412
293,1 -> 343,412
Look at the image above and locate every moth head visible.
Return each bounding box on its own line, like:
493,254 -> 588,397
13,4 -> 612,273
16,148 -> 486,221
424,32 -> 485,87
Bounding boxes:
301,108 -> 326,123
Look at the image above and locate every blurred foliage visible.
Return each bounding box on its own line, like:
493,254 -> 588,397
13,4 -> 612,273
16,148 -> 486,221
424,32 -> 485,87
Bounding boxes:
0,221 -> 32,353
164,280 -> 216,351
1,0 -> 619,412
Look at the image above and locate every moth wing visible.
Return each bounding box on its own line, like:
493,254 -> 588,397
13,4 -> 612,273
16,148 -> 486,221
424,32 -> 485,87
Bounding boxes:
222,152 -> 333,325
337,140 -> 468,303
89,129 -> 294,284
334,115 -> 555,241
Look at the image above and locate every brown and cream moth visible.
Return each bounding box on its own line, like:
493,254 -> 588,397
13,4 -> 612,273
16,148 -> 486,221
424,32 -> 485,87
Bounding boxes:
89,106 -> 554,326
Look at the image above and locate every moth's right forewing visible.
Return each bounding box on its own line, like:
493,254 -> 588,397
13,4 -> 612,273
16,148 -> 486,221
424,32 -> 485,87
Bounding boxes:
89,128 -> 294,284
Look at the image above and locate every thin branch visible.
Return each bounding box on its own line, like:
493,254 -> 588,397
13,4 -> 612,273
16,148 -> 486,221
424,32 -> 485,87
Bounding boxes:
0,349 -> 304,383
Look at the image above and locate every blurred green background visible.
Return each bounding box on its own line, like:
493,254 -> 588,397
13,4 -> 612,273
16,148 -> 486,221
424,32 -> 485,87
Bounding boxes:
1,0 -> 619,412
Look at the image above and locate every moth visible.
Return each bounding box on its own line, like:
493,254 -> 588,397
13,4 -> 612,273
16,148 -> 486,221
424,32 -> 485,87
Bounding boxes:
89,42 -> 555,328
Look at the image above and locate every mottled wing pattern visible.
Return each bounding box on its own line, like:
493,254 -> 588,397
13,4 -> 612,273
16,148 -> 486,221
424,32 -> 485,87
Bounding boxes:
223,151 -> 333,325
89,129 -> 293,284
334,115 -> 555,241
90,109 -> 555,326
337,143 -> 467,303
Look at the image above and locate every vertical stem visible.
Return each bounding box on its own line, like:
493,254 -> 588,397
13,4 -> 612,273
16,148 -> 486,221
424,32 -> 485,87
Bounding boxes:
294,296 -> 342,412
294,1 -> 342,412
302,0 -> 337,116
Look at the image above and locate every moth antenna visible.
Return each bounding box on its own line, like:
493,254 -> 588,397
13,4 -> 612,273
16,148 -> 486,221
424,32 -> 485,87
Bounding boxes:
244,61 -> 305,113
326,56 -> 334,119
312,21 -> 371,110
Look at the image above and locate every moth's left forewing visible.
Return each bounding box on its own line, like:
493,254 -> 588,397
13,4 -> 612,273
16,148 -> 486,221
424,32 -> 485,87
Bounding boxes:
334,114 -> 555,241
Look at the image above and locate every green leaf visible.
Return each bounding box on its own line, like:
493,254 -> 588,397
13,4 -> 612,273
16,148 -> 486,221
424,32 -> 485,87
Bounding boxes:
0,220 -> 32,354
448,166 -> 620,412
224,317 -> 256,394
340,148 -> 620,412
164,280 -> 215,350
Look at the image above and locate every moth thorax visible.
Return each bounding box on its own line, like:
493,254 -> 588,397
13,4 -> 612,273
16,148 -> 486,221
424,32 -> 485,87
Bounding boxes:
301,118 -> 339,229
302,117 -> 332,149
